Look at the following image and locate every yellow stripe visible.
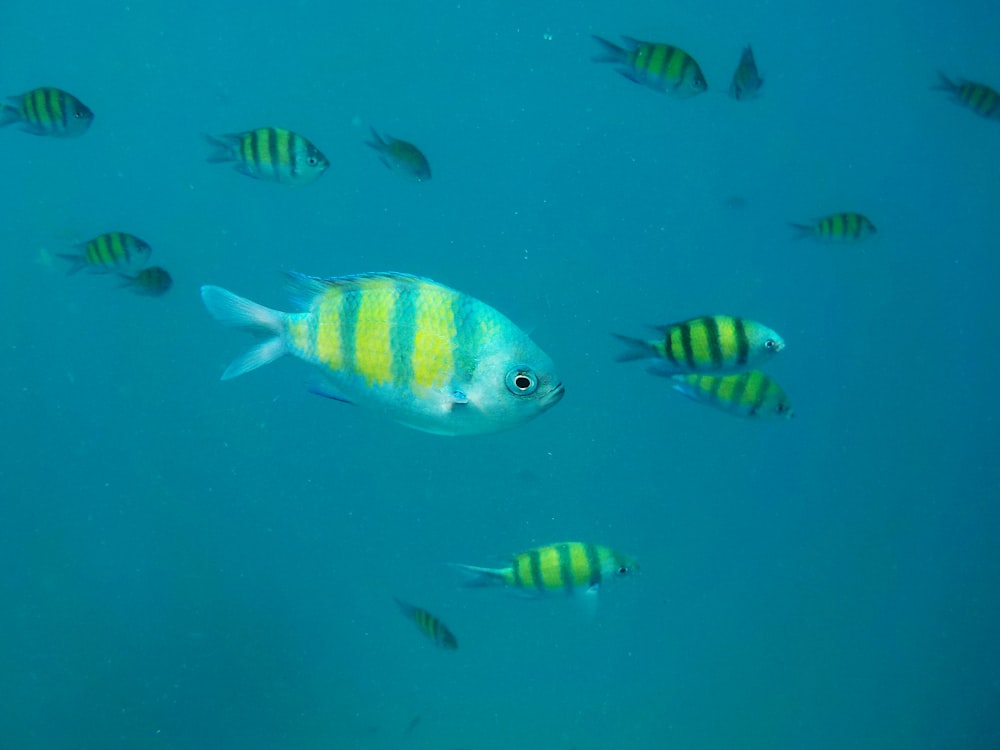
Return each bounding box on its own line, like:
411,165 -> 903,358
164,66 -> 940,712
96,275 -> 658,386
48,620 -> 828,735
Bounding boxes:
275,128 -> 291,168
241,134 -> 254,168
411,284 -> 455,389
538,545 -> 564,589
515,554 -> 535,588
567,543 -> 592,586
664,47 -> 688,83
716,317 -> 738,362
353,288 -> 395,386
310,293 -> 344,369
668,326 -> 685,365
688,319 -> 714,367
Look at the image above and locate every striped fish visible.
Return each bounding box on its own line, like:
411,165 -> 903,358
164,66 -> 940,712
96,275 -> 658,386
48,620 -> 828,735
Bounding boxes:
367,127 -> 431,181
0,87 -> 93,137
58,232 -> 152,275
200,272 -> 564,435
203,127 -> 329,185
614,315 -> 784,375
394,598 -> 458,650
668,370 -> 793,419
935,73 -> 1000,120
453,542 -> 638,598
592,35 -> 707,98
120,266 -> 172,297
790,212 -> 877,242
729,45 -> 763,100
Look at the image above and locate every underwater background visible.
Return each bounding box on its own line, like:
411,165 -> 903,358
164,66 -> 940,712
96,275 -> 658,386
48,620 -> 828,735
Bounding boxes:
2,1 -> 998,748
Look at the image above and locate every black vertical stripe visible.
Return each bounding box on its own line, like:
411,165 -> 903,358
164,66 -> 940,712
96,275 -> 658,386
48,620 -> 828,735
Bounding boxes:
52,88 -> 67,132
704,315 -> 724,369
529,549 -> 545,593
584,544 -> 603,587
734,317 -> 750,366
662,326 -> 680,368
730,372 -> 750,413
268,128 -> 280,180
556,543 -> 574,594
748,373 -> 771,417
680,321 -> 696,370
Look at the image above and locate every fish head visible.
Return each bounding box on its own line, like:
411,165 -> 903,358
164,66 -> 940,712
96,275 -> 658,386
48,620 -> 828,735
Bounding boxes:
745,321 -> 785,359
68,99 -> 94,134
459,336 -> 564,433
296,141 -> 330,183
686,67 -> 709,96
604,548 -> 640,580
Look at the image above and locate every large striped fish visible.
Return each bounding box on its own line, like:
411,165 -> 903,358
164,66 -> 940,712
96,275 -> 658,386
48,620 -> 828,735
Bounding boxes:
58,231 -> 152,275
394,598 -> 458,650
200,272 -> 564,435
592,35 -> 707,98
453,542 -> 638,599
614,315 -> 784,375
0,86 -> 93,137
203,127 -> 329,185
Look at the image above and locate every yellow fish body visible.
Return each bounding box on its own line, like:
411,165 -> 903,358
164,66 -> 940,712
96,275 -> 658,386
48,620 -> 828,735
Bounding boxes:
394,598 -> 458,650
453,542 -> 638,597
592,36 -> 707,98
669,370 -> 793,419
200,272 -> 564,435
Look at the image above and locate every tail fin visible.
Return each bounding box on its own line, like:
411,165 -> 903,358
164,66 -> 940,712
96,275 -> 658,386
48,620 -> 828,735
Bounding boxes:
449,562 -> 509,588
0,103 -> 21,129
788,222 -> 815,240
365,126 -> 387,152
933,72 -> 959,93
611,332 -> 659,363
202,132 -> 236,163
200,285 -> 288,380
55,252 -> 87,274
591,35 -> 626,64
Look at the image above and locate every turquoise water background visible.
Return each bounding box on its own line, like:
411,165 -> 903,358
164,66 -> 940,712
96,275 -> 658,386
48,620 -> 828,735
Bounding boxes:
2,1 -> 998,748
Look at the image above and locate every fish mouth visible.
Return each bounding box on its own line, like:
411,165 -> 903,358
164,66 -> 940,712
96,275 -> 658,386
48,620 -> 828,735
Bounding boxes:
540,382 -> 565,409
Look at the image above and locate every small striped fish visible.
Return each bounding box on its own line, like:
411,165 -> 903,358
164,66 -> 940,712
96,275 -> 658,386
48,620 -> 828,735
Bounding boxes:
204,127 -> 329,185
592,35 -> 707,98
200,272 -> 564,435
614,315 -> 784,375
367,127 -> 431,181
58,232 -> 152,275
935,73 -> 1000,120
790,212 -> 877,242
729,45 -> 763,100
0,87 -> 93,137
120,266 -> 172,297
394,598 -> 458,650
668,370 -> 793,419
453,542 -> 638,598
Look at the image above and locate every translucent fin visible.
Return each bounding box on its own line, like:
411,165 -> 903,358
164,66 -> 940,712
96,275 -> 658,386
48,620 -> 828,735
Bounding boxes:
307,379 -> 353,405
365,126 -> 388,153
0,103 -> 21,129
591,35 -> 626,64
788,222 -> 815,240
449,562 -> 508,588
202,132 -> 237,163
200,285 -> 288,380
55,253 -> 87,275
611,332 -> 659,362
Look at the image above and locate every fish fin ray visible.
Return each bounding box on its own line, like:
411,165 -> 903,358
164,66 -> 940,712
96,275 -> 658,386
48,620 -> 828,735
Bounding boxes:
611,332 -> 658,362
449,562 -> 508,588
201,285 -> 288,379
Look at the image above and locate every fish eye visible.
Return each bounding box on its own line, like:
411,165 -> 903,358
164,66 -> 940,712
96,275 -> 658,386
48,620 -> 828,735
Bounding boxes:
307,156 -> 318,166
764,339 -> 779,350
505,367 -> 538,396
617,565 -> 630,576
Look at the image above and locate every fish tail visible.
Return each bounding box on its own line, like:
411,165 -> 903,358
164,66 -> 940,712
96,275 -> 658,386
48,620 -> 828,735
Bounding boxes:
611,332 -> 660,363
202,132 -> 236,163
0,103 -> 20,128
933,71 -> 959,93
788,222 -> 815,240
449,562 -> 509,588
591,35 -> 627,64
200,285 -> 289,380
55,252 -> 88,274
365,126 -> 387,151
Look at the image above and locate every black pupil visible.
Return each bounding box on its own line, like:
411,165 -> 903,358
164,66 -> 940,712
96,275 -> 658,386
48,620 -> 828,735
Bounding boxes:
515,374 -> 531,390
619,567 -> 627,575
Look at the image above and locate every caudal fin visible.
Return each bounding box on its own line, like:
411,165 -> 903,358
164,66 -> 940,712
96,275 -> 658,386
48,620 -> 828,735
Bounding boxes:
200,285 -> 289,379
611,332 -> 659,362
449,562 -> 508,588
788,222 -> 815,240
591,35 -> 627,64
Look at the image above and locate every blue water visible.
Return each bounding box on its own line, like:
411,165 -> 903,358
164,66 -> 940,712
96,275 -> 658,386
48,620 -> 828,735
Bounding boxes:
2,1 -> 998,748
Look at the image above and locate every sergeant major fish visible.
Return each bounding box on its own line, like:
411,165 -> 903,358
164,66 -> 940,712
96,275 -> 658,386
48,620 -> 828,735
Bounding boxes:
203,127 -> 329,185
58,231 -> 152,275
394,598 -> 458,650
729,45 -> 763,100
200,272 -> 564,435
790,212 -> 876,242
667,370 -> 793,419
614,315 -> 784,375
935,73 -> 1000,120
0,86 -> 93,137
592,35 -> 707,98
367,127 -> 431,181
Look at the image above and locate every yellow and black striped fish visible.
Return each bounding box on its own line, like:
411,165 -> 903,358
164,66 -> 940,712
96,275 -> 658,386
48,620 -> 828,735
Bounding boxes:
394,598 -> 458,650
203,127 -> 329,185
729,45 -> 763,100
592,35 -> 707,98
0,87 -> 93,137
367,127 -> 431,181
935,73 -> 1000,120
614,315 -> 784,375
668,370 -> 793,419
58,232 -> 152,275
120,266 -> 172,297
453,542 -> 638,597
200,272 -> 564,435
790,212 -> 877,242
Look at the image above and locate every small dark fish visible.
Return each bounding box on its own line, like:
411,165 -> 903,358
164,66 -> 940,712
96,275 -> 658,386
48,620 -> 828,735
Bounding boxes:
729,45 -> 763,100
367,127 -> 431,181
935,73 -> 1000,120
120,266 -> 172,297
403,715 -> 422,737
394,598 -> 458,649
0,87 -> 93,137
